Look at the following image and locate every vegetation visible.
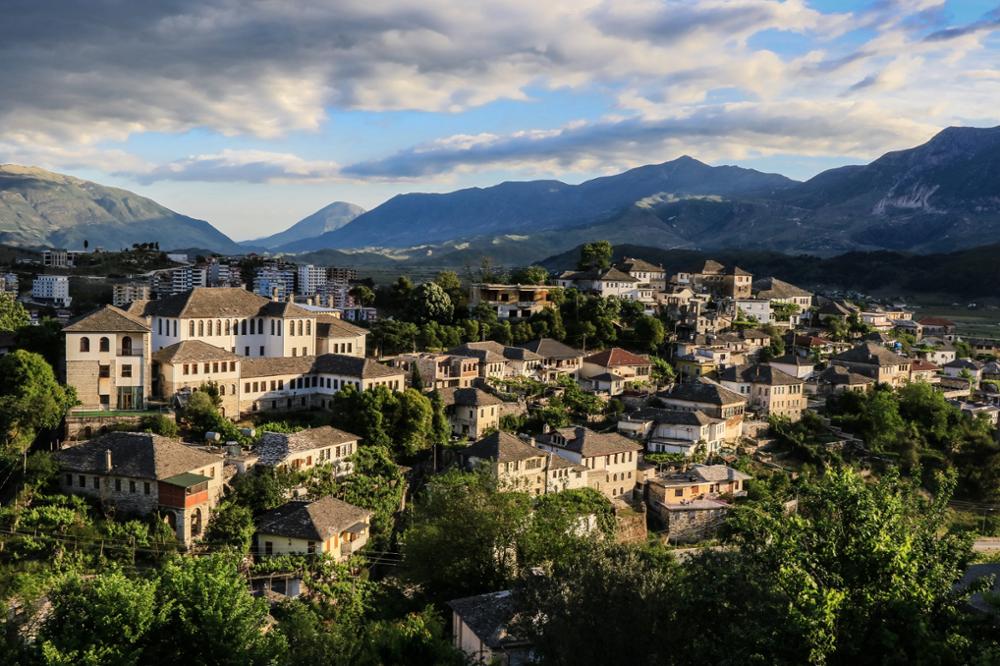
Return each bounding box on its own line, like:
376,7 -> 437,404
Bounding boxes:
0,350 -> 77,459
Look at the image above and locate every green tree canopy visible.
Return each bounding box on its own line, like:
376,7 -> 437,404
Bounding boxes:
0,292 -> 29,332
0,350 -> 77,458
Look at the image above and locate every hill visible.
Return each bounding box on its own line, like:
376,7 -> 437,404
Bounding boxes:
540,242 -> 1000,300
244,201 -> 365,250
0,165 -> 241,253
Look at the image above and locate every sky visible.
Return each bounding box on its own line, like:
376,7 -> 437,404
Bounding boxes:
1,0 -> 998,241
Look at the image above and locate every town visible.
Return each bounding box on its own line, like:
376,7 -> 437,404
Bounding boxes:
0,238 -> 999,663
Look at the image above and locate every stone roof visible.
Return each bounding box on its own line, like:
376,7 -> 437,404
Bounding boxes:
700,259 -> 725,274
917,316 -> 956,327
63,305 -> 150,333
53,432 -> 221,480
256,495 -> 370,541
584,347 -> 650,368
315,314 -> 368,339
589,372 -> 625,382
448,341 -> 508,365
140,287 -> 313,319
661,378 -> 746,406
447,590 -> 525,651
519,338 -> 582,360
631,407 -> 720,426
945,358 -> 983,370
544,426 -> 642,457
817,300 -> 853,317
463,431 -> 542,463
910,359 -> 940,372
832,342 -> 907,367
439,387 -> 502,408
617,257 -> 664,274
719,364 -> 802,386
153,340 -> 240,364
689,463 -> 751,482
255,426 -> 361,466
770,354 -> 815,368
241,354 -> 402,379
753,277 -> 812,300
818,365 -> 875,386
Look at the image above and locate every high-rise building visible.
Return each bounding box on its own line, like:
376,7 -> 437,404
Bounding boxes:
297,265 -> 328,296
32,275 -> 72,307
253,267 -> 296,299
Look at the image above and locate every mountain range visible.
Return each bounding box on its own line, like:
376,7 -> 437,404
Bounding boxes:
2,125 -> 1000,259
0,165 -> 242,253
275,125 -> 1000,257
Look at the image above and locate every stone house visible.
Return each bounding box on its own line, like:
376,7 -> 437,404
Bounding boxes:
153,340 -> 242,417
448,590 -> 532,666
752,277 -> 813,313
617,257 -> 667,290
535,425 -> 643,499
52,432 -> 224,546
943,358 -> 984,386
460,430 -> 587,495
830,342 -> 911,387
690,260 -> 752,299
719,363 -> 807,422
917,317 -> 957,338
63,305 -> 152,411
255,495 -> 370,559
814,365 -> 876,394
469,283 -> 555,321
394,352 -> 479,389
517,338 -> 583,381
657,378 -> 747,442
644,464 -> 750,543
618,407 -> 725,457
439,387 -> 503,439
580,348 -> 652,385
254,426 -> 360,475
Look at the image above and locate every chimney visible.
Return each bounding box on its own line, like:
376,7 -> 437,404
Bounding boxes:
104,449 -> 112,472
287,292 -> 294,303
271,286 -> 279,301
307,296 -> 314,306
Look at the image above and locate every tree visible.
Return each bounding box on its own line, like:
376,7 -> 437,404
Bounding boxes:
348,285 -> 375,307
14,318 -> 64,368
432,270 -> 465,307
402,469 -> 531,603
38,572 -> 158,666
181,389 -> 224,436
578,241 -> 613,270
408,282 -> 453,324
205,500 -> 256,553
393,389 -> 434,457
0,350 -> 77,458
0,293 -> 29,332
147,554 -> 283,664
518,542 -> 679,666
633,315 -> 665,352
650,356 -> 676,386
370,319 -> 418,355
510,265 -> 549,285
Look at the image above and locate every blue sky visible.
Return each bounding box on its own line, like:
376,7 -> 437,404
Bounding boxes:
1,0 -> 998,240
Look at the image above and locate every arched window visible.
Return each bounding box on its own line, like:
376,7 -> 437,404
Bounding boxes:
257,318 -> 264,335
225,320 -> 231,335
297,320 -> 304,336
189,321 -> 195,337
121,336 -> 132,355
99,337 -> 110,352
305,320 -> 311,336
216,320 -> 222,336
277,320 -> 282,336
79,337 -> 90,352
198,321 -> 204,337
219,384 -> 226,396
241,319 -> 248,335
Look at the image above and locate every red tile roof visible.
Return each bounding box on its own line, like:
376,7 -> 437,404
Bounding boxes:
584,347 -> 650,368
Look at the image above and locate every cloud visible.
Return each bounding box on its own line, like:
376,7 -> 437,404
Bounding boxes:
127,150 -> 342,184
1,0 -> 997,186
342,101 -> 938,178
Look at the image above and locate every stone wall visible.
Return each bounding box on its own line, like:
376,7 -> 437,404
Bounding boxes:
664,505 -> 729,544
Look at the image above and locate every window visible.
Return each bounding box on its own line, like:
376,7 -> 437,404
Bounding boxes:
99,364 -> 110,378
245,382 -> 251,393
257,318 -> 263,334
259,346 -> 264,356
121,364 -> 132,378
129,480 -> 136,493
265,541 -> 273,555
270,320 -> 275,335
64,473 -> 72,486
189,321 -> 196,337
302,347 -> 307,356
244,346 -> 250,356
305,320 -> 311,336
216,320 -> 222,335
183,364 -> 189,375
297,320 -> 303,336
212,362 -> 219,373
78,474 -> 86,487
80,337 -> 90,352
198,321 -> 205,336
292,348 -> 297,357
99,337 -> 110,352
115,479 -> 122,491
204,362 -> 210,373
158,318 -> 163,335
241,319 -> 248,335
225,320 -> 231,335
93,477 -> 99,489
674,488 -> 683,497
143,482 -> 150,494
220,384 -> 226,396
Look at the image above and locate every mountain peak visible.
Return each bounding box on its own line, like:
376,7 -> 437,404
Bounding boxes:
246,200 -> 366,249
